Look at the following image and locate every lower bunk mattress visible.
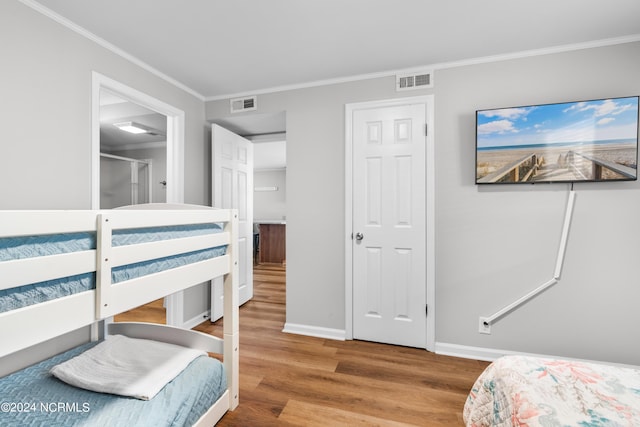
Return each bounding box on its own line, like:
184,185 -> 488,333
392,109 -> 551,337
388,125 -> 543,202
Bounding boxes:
463,355 -> 640,427
0,341 -> 226,426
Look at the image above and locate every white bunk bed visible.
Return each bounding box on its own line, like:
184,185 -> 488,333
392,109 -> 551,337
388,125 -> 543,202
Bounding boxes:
0,204 -> 239,426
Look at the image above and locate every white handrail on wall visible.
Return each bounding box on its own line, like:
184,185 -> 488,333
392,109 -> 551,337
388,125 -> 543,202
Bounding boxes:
481,190 -> 576,328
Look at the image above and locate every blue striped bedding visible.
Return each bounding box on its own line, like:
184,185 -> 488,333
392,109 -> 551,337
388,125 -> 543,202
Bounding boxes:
0,224 -> 226,313
0,342 -> 226,426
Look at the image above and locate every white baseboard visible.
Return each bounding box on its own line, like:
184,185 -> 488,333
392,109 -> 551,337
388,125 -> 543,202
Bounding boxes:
435,342 -> 574,362
182,310 -> 210,330
435,342 -> 521,362
283,323 -> 346,341
435,342 -> 640,369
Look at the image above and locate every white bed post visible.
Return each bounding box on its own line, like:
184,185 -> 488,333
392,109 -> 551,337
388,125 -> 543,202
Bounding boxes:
96,213 -> 113,320
224,210 -> 240,410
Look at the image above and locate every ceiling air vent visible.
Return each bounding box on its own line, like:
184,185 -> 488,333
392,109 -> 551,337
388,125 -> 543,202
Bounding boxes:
396,71 -> 433,91
230,96 -> 257,113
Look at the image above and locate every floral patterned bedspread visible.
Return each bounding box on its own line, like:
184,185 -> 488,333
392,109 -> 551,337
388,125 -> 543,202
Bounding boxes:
463,355 -> 640,426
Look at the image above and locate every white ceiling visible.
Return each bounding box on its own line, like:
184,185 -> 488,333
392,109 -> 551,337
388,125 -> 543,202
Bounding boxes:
253,140 -> 286,171
99,91 -> 167,151
25,0 -> 640,170
213,111 -> 286,137
27,0 -> 640,100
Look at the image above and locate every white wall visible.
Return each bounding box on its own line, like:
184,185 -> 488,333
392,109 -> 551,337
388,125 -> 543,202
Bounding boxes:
207,41 -> 640,365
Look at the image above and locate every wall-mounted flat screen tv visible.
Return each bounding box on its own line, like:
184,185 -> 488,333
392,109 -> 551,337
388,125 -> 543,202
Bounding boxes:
476,96 -> 639,184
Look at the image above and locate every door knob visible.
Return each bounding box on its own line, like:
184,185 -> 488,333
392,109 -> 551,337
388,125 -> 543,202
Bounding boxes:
355,232 -> 364,241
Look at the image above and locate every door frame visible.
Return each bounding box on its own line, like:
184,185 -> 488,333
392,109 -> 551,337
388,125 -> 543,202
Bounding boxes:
344,95 -> 435,351
91,72 -> 185,208
91,71 -> 187,326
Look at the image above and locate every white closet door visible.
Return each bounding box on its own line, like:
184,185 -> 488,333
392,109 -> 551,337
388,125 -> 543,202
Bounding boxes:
351,102 -> 427,348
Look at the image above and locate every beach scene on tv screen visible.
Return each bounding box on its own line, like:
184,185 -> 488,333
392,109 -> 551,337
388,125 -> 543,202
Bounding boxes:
476,97 -> 638,183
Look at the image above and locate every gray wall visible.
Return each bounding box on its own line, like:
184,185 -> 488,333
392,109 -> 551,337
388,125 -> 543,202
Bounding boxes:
207,41 -> 640,365
100,156 -> 137,208
0,1 -> 208,209
207,78 -> 403,332
0,1 -> 209,362
100,146 -> 166,209
3,0 -> 639,366
435,43 -> 640,365
107,146 -> 168,206
254,169 -> 287,220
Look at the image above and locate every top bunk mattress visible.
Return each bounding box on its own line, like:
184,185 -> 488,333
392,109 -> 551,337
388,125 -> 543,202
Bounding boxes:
0,341 -> 226,426
0,223 -> 226,313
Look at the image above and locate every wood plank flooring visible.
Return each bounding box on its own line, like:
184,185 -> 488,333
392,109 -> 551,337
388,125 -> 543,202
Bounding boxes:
192,264 -> 489,426
114,298 -> 166,324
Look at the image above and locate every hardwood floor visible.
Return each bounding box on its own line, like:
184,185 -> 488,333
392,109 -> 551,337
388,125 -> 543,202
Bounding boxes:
192,264 -> 489,426
114,298 -> 166,324
115,264 -> 487,425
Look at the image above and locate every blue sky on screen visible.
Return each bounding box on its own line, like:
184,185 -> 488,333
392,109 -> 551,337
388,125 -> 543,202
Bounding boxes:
477,97 -> 639,149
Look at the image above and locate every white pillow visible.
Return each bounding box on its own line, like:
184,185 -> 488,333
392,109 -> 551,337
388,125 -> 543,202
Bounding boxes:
50,335 -> 206,400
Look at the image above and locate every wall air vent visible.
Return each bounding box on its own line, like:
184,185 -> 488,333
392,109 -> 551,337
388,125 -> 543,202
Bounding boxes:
396,71 -> 433,91
230,96 -> 257,113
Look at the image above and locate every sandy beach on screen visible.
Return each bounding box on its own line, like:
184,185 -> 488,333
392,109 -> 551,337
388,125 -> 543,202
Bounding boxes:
477,143 -> 637,180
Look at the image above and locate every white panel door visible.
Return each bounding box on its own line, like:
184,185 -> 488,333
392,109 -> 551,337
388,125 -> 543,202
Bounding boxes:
211,124 -> 253,321
352,103 -> 427,348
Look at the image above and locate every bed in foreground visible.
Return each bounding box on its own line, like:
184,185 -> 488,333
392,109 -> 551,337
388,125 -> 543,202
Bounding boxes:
0,204 -> 239,426
463,355 -> 640,426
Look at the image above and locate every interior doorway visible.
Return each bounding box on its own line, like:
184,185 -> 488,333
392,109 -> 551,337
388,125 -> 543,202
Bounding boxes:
91,72 -> 185,209
98,89 -> 165,208
210,111 -> 288,309
91,72 -> 185,326
252,139 -> 287,266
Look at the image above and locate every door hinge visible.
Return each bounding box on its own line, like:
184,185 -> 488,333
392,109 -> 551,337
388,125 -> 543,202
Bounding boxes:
425,304 -> 428,317
425,123 -> 428,136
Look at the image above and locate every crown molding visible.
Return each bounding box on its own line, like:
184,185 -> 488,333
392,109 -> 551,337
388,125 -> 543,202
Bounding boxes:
207,34 -> 640,101
19,0 -> 205,101
19,0 -> 640,104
